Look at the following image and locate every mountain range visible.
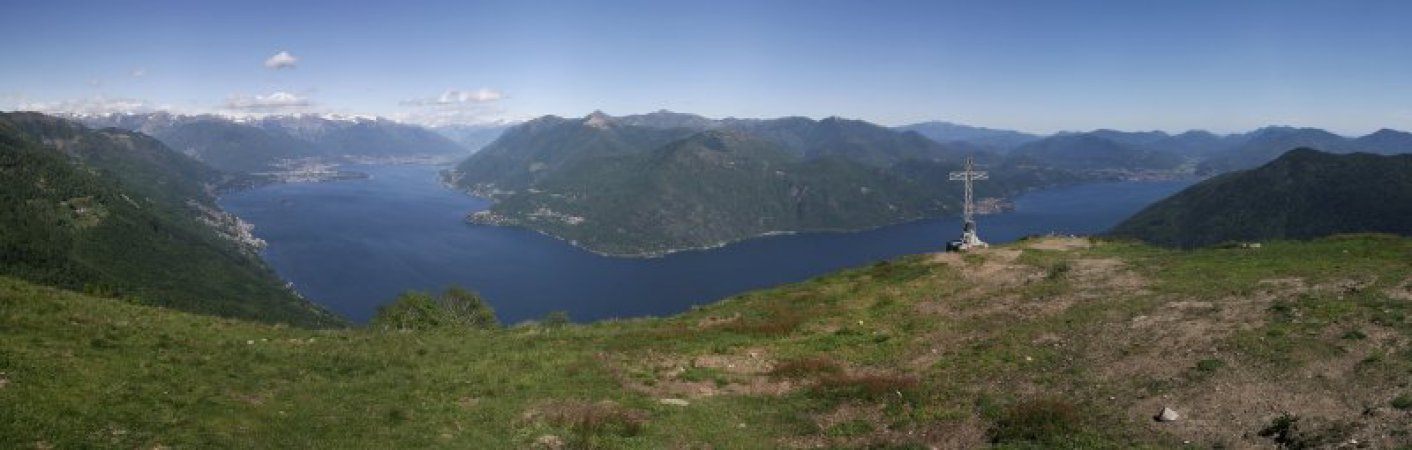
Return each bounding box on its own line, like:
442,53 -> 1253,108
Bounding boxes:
450,111 -> 1091,256
75,112 -> 472,172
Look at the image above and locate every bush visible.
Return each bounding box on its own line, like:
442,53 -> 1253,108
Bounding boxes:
721,305 -> 806,337
811,372 -> 918,400
990,398 -> 1083,445
542,310 -> 571,328
370,291 -> 444,331
768,356 -> 844,379
370,286 -> 498,331
439,286 -> 499,329
527,400 -> 648,446
1258,413 -> 1356,449
1392,393 -> 1412,410
1195,358 -> 1226,373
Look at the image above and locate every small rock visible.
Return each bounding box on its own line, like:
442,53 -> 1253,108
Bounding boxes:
659,398 -> 690,407
246,340 -> 254,345
1155,406 -> 1181,422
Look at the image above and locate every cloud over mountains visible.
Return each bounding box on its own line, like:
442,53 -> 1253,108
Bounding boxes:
226,91 -> 311,111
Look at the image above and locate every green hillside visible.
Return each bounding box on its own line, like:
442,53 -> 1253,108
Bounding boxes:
0,113 -> 340,328
4,235 -> 1410,448
1110,148 -> 1412,247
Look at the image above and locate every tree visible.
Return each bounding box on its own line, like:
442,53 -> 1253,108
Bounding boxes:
370,291 -> 443,331
439,286 -> 499,329
370,286 -> 499,331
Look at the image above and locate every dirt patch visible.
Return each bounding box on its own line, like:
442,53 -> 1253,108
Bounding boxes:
693,349 -> 773,375
695,313 -> 741,329
1022,236 -> 1092,251
783,403 -> 988,449
1383,278 -> 1412,301
599,349 -> 794,398
1129,364 -> 1411,449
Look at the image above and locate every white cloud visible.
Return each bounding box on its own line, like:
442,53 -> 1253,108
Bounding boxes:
393,88 -> 514,126
15,96 -> 162,115
263,50 -> 299,70
226,91 -> 312,111
130,67 -> 147,78
401,88 -> 505,106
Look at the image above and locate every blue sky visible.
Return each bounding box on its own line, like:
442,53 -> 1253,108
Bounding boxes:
2,0 -> 1410,134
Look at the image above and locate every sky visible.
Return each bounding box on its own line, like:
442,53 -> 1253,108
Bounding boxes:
3,0 -> 1411,134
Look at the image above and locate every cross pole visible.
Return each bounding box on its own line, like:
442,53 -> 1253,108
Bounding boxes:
948,155 -> 989,250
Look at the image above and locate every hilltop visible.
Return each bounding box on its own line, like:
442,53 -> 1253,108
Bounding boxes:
1111,148 -> 1412,248
4,235 -> 1410,448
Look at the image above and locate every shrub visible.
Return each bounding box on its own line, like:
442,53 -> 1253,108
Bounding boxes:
527,400 -> 648,446
1392,393 -> 1412,410
1195,358 -> 1226,373
990,398 -> 1083,445
721,305 -> 806,337
768,356 -> 844,379
1046,261 -> 1072,280
439,286 -> 498,329
542,310 -> 571,328
1258,413 -> 1356,449
811,372 -> 918,400
370,291 -> 444,331
370,286 -> 499,331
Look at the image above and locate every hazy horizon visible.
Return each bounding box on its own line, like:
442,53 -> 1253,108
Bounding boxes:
4,0 -> 1410,135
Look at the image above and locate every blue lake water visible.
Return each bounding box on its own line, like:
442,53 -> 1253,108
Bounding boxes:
218,164 -> 1195,324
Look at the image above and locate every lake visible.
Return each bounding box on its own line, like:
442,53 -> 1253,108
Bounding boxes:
218,164 -> 1195,324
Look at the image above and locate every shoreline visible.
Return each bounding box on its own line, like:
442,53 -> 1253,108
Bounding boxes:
449,175 -> 1200,259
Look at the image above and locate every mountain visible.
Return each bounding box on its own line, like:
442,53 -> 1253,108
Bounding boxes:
76,113 -> 467,172
6,234 -> 1411,448
256,115 -> 466,157
469,129 -> 955,255
0,112 -> 340,327
895,121 -> 1040,151
451,112 -> 1060,256
1195,126 -> 1350,175
1351,128 -> 1412,155
1146,130 -> 1248,156
612,109 -> 722,130
1085,129 -> 1170,147
1110,148 -> 1412,247
1008,132 -> 1185,172
430,123 -> 511,153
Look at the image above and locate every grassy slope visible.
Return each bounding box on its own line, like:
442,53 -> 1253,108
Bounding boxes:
3,236 -> 1412,448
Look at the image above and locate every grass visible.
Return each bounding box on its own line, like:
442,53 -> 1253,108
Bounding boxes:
4,235 -> 1412,448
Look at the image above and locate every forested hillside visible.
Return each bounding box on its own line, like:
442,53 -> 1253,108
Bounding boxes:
0,113 -> 340,327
